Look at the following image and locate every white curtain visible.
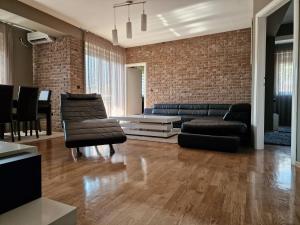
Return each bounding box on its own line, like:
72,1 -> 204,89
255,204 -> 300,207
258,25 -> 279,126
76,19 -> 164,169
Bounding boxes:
0,23 -> 13,85
274,50 -> 293,126
85,33 -> 126,116
275,50 -> 293,96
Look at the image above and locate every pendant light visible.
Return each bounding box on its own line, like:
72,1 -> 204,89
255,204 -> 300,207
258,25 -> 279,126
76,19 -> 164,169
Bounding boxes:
126,5 -> 132,39
112,1 -> 147,43
112,7 -> 118,45
141,2 -> 147,31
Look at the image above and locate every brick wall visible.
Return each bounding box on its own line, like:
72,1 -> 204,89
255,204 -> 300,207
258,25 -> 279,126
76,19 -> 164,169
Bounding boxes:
33,36 -> 84,131
126,28 -> 252,107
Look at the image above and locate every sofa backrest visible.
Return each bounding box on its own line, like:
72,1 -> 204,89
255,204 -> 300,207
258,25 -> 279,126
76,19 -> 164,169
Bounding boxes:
152,104 -> 179,115
151,103 -> 230,117
178,104 -> 208,116
223,103 -> 251,128
208,104 -> 231,117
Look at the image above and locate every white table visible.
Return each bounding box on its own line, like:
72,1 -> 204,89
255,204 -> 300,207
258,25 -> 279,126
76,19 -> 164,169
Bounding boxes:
0,141 -> 37,158
0,198 -> 76,225
110,115 -> 181,138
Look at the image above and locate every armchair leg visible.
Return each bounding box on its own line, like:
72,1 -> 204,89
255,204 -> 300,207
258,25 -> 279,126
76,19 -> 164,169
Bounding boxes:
17,121 -> 21,141
0,123 -> 4,140
76,147 -> 82,157
30,121 -> 33,136
35,120 -> 39,138
109,144 -> 115,156
10,122 -> 14,142
24,122 -> 28,136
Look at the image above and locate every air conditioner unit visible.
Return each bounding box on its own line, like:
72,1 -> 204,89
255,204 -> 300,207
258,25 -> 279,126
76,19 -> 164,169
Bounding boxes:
27,32 -> 53,45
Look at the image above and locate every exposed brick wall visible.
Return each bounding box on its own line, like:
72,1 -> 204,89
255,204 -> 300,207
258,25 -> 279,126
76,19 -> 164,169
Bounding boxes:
126,28 -> 252,107
33,36 -> 84,131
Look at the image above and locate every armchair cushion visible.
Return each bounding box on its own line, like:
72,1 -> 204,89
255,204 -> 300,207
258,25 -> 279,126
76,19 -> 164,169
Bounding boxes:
63,119 -> 126,148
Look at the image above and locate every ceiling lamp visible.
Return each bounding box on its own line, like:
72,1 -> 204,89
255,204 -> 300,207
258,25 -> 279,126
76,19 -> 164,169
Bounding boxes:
126,5 -> 132,39
112,0 -> 147,45
112,8 -> 118,45
141,2 -> 147,31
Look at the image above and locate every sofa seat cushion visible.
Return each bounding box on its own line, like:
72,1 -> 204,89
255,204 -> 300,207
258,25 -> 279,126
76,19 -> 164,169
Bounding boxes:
181,118 -> 247,136
63,119 -> 127,148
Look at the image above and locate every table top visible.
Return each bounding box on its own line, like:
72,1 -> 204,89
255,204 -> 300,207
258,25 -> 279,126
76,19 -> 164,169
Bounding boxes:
0,141 -> 37,158
0,198 -> 76,225
110,115 -> 181,123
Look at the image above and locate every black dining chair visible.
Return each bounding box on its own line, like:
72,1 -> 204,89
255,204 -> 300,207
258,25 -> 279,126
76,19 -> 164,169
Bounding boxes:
14,86 -> 39,141
36,89 -> 52,133
0,84 -> 14,142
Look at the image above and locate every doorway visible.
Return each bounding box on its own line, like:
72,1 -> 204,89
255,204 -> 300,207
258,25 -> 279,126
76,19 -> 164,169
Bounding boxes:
264,1 -> 293,147
125,63 -> 147,115
253,0 -> 299,164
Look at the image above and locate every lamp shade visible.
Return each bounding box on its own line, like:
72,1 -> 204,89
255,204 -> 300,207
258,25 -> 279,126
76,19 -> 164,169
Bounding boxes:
141,13 -> 147,31
112,28 -> 118,45
126,21 -> 132,39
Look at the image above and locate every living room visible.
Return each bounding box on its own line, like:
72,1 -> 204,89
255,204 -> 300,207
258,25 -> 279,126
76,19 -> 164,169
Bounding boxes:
0,0 -> 300,224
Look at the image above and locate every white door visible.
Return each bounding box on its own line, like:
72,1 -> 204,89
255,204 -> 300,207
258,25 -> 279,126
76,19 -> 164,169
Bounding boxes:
126,67 -> 142,115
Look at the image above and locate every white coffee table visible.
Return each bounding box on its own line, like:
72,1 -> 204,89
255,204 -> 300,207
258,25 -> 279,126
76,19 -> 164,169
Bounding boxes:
110,115 -> 181,138
0,141 -> 37,158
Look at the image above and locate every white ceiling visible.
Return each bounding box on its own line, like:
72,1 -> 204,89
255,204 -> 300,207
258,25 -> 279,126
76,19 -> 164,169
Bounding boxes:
18,0 -> 253,47
0,9 -> 63,36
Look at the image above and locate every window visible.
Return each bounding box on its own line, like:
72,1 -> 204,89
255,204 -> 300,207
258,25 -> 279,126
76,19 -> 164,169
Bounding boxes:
0,23 -> 12,85
274,50 -> 293,96
85,34 -> 126,116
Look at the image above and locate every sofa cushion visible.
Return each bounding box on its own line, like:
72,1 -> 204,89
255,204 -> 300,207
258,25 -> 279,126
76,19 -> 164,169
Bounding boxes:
153,104 -> 179,109
179,104 -> 208,110
152,108 -> 179,115
223,103 -> 251,127
208,104 -> 230,117
152,104 -> 179,115
181,118 -> 247,136
178,109 -> 208,116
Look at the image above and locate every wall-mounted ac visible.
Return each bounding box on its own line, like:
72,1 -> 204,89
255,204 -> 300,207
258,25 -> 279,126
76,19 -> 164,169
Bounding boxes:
27,32 -> 54,45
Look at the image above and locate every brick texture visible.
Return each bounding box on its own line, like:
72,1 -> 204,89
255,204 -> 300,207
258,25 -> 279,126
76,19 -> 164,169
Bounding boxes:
33,36 -> 84,131
126,28 -> 252,107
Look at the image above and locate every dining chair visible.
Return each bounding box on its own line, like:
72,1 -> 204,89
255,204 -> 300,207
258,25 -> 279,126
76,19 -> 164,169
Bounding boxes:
36,89 -> 52,133
0,84 -> 14,142
14,86 -> 39,141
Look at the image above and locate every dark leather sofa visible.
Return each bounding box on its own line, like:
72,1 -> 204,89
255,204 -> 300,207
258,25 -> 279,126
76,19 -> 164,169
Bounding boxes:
145,103 -> 251,152
145,103 -> 231,128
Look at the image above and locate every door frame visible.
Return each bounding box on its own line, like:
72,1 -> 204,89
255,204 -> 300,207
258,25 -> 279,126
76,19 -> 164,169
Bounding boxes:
253,0 -> 299,164
125,62 -> 147,115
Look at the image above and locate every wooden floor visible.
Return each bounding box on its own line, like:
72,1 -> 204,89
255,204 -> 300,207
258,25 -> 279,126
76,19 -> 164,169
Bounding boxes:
29,137 -> 300,225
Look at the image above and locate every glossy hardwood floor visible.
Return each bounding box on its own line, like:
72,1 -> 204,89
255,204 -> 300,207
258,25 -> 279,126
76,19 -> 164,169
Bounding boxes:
29,137 -> 300,225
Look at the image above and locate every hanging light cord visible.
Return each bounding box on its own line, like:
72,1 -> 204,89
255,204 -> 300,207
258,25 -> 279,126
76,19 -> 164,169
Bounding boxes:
114,8 -> 117,28
128,5 -> 131,21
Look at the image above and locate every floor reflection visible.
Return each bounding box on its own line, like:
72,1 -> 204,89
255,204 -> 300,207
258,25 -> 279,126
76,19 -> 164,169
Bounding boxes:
276,157 -> 292,190
83,171 -> 128,201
